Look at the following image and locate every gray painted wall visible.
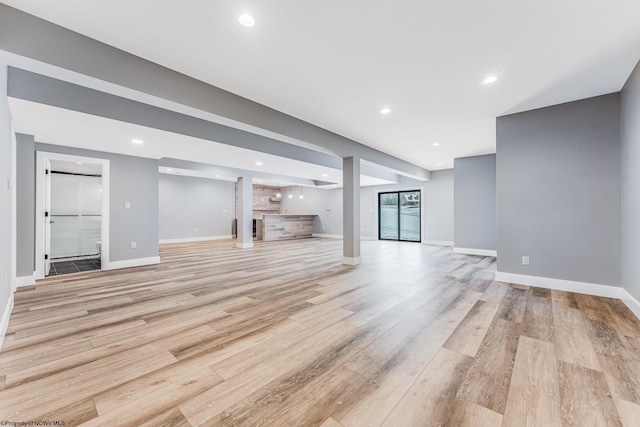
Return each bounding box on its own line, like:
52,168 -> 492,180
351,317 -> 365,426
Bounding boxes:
496,93 -> 621,286
0,63 -> 15,329
454,155 -> 496,250
621,60 -> 640,300
29,143 -> 159,262
159,174 -> 235,240
16,134 -> 35,277
424,169 -> 454,243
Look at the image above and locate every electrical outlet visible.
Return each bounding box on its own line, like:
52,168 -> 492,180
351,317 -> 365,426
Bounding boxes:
522,256 -> 530,266
130,241 -> 137,249
195,228 -> 198,232
124,202 -> 131,209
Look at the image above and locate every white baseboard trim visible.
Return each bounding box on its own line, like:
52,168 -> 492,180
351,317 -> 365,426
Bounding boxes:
495,271 -> 640,320
495,271 -> 625,299
453,247 -> 497,257
0,293 -> 14,351
160,235 -> 234,244
102,256 -> 161,271
16,275 -> 35,287
236,242 -> 254,249
620,291 -> 640,320
311,233 -> 377,241
342,256 -> 362,266
312,233 -> 342,239
423,240 -> 454,247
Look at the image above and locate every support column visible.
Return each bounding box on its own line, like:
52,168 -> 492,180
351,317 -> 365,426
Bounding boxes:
343,156 -> 361,265
236,176 -> 253,249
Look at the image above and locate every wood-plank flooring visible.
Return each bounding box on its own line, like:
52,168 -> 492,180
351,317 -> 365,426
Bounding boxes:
1,238 -> 639,426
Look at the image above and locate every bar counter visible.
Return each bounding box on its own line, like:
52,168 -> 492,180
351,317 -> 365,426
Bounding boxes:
262,214 -> 316,241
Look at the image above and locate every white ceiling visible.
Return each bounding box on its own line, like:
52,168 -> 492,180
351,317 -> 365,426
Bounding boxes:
4,0 -> 640,171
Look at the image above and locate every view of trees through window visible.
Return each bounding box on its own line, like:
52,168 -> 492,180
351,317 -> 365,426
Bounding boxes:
378,190 -> 421,242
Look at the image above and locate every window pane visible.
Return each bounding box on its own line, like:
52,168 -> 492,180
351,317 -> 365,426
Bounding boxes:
399,191 -> 420,241
379,193 -> 399,239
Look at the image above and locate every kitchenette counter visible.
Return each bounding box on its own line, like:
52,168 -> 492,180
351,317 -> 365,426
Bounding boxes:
262,214 -> 317,241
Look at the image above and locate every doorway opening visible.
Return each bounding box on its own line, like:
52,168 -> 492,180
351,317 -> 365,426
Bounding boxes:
378,190 -> 421,242
35,152 -> 110,279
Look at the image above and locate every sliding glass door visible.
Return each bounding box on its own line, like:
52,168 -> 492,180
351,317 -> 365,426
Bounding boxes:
378,190 -> 421,242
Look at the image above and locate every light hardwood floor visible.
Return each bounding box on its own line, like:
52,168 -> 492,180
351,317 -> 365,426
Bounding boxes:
1,238 -> 640,426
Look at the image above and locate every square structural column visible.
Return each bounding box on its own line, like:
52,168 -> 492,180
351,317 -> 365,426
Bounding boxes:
236,176 -> 253,249
343,156 -> 361,265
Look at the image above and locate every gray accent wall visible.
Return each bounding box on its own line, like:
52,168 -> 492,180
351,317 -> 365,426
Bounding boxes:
454,155 -> 496,251
496,93 -> 621,286
424,169 -> 454,243
621,60 -> 640,300
28,143 -> 160,263
16,133 -> 35,277
159,174 -> 235,240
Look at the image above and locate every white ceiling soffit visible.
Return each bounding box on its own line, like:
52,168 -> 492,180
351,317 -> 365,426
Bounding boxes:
158,167 -> 393,188
9,97 -> 396,187
3,0 -> 639,171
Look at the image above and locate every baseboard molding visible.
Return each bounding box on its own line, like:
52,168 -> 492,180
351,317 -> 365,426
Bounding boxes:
311,233 -> 377,241
495,271 -> 640,320
102,256 -> 161,271
0,293 -> 15,351
236,242 -> 254,249
453,247 -> 497,257
342,256 -> 361,266
16,275 -> 35,287
160,235 -> 233,244
312,233 -> 342,239
423,240 -> 454,247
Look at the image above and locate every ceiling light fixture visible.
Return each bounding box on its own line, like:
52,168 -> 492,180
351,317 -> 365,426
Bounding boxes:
239,14 -> 255,27
132,139 -> 144,144
436,163 -> 442,166
256,161 -> 263,166
299,187 -> 304,200
482,76 -> 498,85
215,174 -> 221,178
322,174 -> 328,177
167,168 -> 173,172
288,186 -> 293,199
432,142 -> 440,147
380,107 -> 392,114
76,162 -> 83,165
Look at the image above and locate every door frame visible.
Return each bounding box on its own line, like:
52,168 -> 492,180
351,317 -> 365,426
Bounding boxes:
35,151 -> 110,279
377,187 -> 423,243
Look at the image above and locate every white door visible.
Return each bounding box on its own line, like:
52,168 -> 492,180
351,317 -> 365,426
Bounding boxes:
44,158 -> 52,276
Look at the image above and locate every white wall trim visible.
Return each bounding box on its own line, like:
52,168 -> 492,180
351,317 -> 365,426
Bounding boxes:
342,256 -> 361,266
495,271 -> 640,320
621,291 -> 640,320
236,242 -> 254,249
495,271 -> 626,299
423,240 -> 454,247
35,151 -> 110,279
16,275 -> 35,287
160,235 -> 233,244
102,256 -> 160,271
311,233 -> 376,241
453,247 -> 497,257
0,293 -> 14,351
312,233 -> 342,239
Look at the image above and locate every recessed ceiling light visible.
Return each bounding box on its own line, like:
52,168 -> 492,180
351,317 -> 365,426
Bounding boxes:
436,163 -> 442,166
256,161 -> 263,166
363,181 -> 369,185
380,107 -> 392,115
482,76 -> 498,85
132,139 -> 144,144
432,142 -> 440,147
167,168 -> 173,172
322,174 -> 328,177
76,162 -> 83,165
215,174 -> 221,178
239,14 -> 255,27
258,179 -> 262,183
